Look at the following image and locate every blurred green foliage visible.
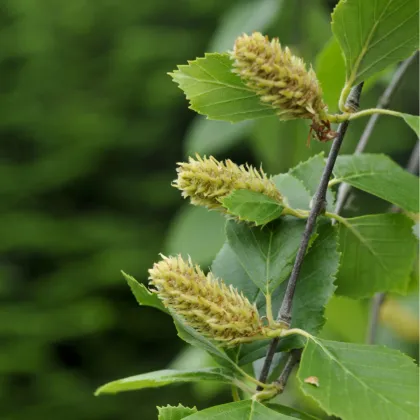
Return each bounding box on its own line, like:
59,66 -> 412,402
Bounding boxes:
1,0 -> 418,419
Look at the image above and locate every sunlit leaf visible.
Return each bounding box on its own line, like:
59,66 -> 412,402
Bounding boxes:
298,338 -> 420,420
332,0 -> 419,86
158,404 -> 197,420
170,53 -> 276,122
122,271 -> 167,313
95,368 -> 234,395
221,190 -> 283,226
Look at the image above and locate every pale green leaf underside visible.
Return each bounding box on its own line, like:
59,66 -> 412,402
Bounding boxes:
289,153 -> 335,212
122,271 -> 167,313
336,213 -> 417,297
298,338 -> 420,420
402,113 -> 420,138
332,0 -> 419,86
221,190 -> 283,226
183,400 -> 299,419
95,368 -> 233,395
170,53 -> 276,122
173,318 -> 240,372
332,154 -> 419,213
158,404 -> 197,420
273,174 -> 312,211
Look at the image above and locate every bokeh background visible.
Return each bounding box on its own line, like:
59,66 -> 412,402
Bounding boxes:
1,0 -> 418,419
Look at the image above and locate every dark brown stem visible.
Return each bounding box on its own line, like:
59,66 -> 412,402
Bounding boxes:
257,83 -> 364,387
273,349 -> 302,390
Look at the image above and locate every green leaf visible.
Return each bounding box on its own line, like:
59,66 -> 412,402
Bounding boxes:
221,190 -> 283,226
158,404 -> 197,420
336,213 -> 417,298
332,154 -> 420,213
289,154 -> 335,212
165,205 -> 226,265
402,113 -> 420,137
170,53 -> 276,122
225,217 -> 306,293
184,117 -> 253,156
298,338 -> 420,420
213,221 -> 339,364
122,271 -> 167,313
272,174 -> 312,211
209,0 -> 282,52
331,0 -> 419,86
183,400 -> 301,419
94,368 -> 233,395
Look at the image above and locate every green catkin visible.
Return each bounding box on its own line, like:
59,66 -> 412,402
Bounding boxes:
231,32 -> 327,123
173,154 -> 282,211
148,255 -> 265,345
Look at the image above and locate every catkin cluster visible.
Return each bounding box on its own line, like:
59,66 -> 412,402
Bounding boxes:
173,154 -> 282,211
149,255 -> 264,345
231,32 -> 327,123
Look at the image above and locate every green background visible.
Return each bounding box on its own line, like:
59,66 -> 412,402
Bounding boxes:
1,0 -> 418,419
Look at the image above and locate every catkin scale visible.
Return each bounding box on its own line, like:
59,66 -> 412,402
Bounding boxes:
173,154 -> 282,211
231,32 -> 327,123
148,255 -> 264,345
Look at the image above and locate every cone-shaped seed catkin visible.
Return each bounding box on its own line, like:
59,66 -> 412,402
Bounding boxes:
231,32 -> 327,122
149,255 -> 264,345
173,154 -> 282,211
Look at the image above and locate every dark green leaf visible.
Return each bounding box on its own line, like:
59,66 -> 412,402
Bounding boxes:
122,271 -> 167,313
221,190 -> 283,226
336,213 -> 417,297
225,217 -> 306,293
213,221 -> 339,364
170,53 -> 276,122
95,368 -> 233,395
332,154 -> 419,213
158,404 -> 197,420
184,400 -> 302,419
332,0 -> 419,86
298,338 -> 420,420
